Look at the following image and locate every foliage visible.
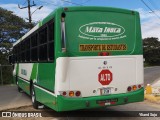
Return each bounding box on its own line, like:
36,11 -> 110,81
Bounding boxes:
143,37 -> 160,65
0,7 -> 33,54
0,7 -> 33,84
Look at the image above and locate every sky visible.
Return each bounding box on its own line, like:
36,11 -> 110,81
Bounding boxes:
1,0 -> 160,39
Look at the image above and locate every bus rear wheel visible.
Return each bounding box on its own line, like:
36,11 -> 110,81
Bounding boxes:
31,85 -> 39,109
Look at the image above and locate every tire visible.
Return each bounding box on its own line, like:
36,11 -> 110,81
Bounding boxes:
31,85 -> 39,109
18,86 -> 23,92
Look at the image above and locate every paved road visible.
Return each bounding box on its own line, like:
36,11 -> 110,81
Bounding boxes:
0,66 -> 160,119
144,66 -> 160,86
0,85 -> 31,111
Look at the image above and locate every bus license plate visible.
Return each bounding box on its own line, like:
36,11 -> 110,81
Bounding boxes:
100,88 -> 111,95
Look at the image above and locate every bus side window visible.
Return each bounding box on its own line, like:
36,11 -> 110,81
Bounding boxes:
39,44 -> 47,61
13,46 -> 17,62
31,34 -> 38,47
21,41 -> 25,62
39,27 -> 47,44
25,38 -> 30,62
39,27 -> 48,61
14,45 -> 18,62
31,34 -> 38,62
48,20 -> 54,61
17,44 -> 21,62
9,55 -> 15,64
31,47 -> 38,61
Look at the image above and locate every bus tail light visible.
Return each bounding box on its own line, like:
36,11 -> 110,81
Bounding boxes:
69,91 -> 74,97
60,90 -> 81,97
127,86 -> 132,92
138,84 -> 142,88
75,91 -> 81,97
132,85 -> 137,91
127,84 -> 143,92
62,91 -> 67,96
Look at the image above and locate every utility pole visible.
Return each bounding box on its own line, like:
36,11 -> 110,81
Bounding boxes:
18,0 -> 36,23
27,0 -> 32,23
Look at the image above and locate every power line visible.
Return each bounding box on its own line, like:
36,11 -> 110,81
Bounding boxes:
141,0 -> 154,12
22,0 -> 27,6
141,0 -> 160,19
38,0 -> 60,7
81,0 -> 92,5
61,0 -> 83,6
38,0 -> 91,8
147,0 -> 160,18
147,0 -> 160,10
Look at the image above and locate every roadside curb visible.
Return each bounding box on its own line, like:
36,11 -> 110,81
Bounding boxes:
144,66 -> 160,69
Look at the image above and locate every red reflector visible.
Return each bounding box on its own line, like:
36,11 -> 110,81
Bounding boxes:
98,52 -> 109,56
138,84 -> 141,88
127,86 -> 132,91
62,91 -> 67,96
75,91 -> 81,97
110,101 -> 116,104
102,52 -> 109,56
99,103 -> 105,106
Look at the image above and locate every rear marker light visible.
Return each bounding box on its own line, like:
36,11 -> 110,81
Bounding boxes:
75,91 -> 81,97
62,91 -> 67,96
69,91 -> 74,97
127,84 -> 143,92
127,86 -> 132,92
138,84 -> 141,88
98,52 -> 110,56
132,85 -> 137,91
60,90 -> 81,97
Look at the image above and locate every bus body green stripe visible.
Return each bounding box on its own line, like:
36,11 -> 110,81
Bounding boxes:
33,86 -> 144,112
30,63 -> 37,81
34,85 -> 58,111
57,88 -> 144,111
18,78 -> 30,95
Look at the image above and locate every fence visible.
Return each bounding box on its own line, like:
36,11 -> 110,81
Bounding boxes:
0,64 -> 14,85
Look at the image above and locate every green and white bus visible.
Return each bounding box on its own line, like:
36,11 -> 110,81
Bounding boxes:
10,6 -> 144,111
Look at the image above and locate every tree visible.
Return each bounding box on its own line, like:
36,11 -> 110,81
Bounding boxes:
0,7 -> 34,84
143,37 -> 160,65
0,7 -> 33,64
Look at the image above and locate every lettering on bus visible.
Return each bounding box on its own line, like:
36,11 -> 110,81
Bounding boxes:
21,69 -> 27,76
100,74 -> 111,81
79,22 -> 127,40
79,44 -> 127,52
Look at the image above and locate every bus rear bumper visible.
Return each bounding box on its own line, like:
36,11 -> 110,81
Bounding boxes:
57,88 -> 144,111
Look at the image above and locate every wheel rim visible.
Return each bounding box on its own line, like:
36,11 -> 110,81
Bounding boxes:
32,89 -> 35,103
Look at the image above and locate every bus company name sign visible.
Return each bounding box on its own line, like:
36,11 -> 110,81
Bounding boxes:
79,22 -> 126,40
98,69 -> 112,85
